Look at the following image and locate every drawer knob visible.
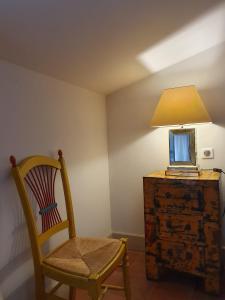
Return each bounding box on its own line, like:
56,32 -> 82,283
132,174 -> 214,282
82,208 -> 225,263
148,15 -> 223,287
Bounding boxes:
166,220 -> 172,229
167,249 -> 173,257
165,192 -> 172,198
186,252 -> 193,260
183,194 -> 191,201
184,224 -> 191,231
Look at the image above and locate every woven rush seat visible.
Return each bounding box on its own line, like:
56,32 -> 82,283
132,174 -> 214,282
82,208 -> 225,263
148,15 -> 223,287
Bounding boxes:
44,237 -> 122,277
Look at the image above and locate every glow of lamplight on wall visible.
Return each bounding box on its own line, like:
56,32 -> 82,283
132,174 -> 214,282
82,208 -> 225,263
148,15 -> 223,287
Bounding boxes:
138,3 -> 225,73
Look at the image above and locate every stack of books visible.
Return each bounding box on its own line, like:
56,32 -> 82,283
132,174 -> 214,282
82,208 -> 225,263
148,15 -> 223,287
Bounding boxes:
165,165 -> 201,177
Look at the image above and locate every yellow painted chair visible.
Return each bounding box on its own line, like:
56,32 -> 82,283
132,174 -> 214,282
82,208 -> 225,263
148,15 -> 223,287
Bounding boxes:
10,150 -> 131,300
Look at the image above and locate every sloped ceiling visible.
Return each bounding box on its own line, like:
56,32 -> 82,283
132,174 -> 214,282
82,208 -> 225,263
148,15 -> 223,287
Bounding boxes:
0,0 -> 222,94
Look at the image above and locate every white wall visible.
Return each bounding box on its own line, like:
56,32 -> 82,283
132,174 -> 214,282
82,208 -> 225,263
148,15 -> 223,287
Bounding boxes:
0,60 -> 111,299
107,42 -> 225,238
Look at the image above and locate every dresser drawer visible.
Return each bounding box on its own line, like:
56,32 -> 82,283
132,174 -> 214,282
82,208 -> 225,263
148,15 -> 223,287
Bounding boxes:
145,214 -> 157,243
157,214 -> 204,243
154,183 -> 203,214
204,222 -> 220,271
147,240 -> 205,276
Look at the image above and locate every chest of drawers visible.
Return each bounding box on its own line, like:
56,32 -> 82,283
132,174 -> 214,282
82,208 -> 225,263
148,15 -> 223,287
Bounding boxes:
143,171 -> 221,294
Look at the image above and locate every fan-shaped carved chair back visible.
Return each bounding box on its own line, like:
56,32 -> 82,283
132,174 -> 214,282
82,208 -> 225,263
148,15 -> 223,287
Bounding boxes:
25,164 -> 62,232
10,151 -> 75,262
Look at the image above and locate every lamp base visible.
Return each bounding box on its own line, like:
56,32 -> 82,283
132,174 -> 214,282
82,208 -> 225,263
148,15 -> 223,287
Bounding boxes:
167,165 -> 199,171
166,165 -> 201,177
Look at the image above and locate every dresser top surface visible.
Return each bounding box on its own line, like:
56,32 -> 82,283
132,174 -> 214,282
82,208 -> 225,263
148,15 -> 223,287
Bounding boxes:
144,170 -> 220,181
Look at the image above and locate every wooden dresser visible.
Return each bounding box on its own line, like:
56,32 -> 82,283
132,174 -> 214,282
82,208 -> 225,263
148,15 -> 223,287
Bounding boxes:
143,171 -> 221,294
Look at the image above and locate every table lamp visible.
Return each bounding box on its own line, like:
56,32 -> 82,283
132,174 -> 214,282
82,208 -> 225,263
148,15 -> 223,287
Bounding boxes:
150,85 -> 212,175
151,85 -> 212,127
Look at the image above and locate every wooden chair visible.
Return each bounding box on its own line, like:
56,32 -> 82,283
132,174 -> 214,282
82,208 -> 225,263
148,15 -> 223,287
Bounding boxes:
10,150 -> 131,300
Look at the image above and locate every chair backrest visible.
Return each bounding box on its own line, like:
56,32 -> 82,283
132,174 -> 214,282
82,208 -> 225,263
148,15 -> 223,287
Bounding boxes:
9,150 -> 76,266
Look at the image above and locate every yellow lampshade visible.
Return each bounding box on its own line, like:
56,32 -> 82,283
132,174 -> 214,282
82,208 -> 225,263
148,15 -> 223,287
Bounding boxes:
151,85 -> 212,127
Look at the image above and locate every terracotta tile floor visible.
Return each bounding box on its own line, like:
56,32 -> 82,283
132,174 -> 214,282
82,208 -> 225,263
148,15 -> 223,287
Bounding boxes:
64,251 -> 225,299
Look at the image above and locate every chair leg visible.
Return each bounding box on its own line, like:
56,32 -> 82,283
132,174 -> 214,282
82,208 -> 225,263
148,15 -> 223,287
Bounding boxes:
69,287 -> 76,300
89,286 -> 102,300
91,294 -> 102,300
88,278 -> 102,300
122,249 -> 131,300
89,289 -> 102,300
35,272 -> 45,300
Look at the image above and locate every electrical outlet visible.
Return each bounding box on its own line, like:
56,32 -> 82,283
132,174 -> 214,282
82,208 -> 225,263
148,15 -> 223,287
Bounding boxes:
201,147 -> 214,159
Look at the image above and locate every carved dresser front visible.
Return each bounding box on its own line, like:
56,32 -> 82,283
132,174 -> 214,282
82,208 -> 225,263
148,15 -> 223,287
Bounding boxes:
143,171 -> 221,294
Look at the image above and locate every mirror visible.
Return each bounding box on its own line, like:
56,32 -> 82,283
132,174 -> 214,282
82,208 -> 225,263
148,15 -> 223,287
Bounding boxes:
169,128 -> 196,165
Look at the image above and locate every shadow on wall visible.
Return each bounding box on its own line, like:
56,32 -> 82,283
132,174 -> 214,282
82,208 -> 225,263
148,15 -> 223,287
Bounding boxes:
201,88 -> 225,127
0,162 -> 56,300
7,277 -> 34,300
0,252 -> 34,300
0,169 -> 34,299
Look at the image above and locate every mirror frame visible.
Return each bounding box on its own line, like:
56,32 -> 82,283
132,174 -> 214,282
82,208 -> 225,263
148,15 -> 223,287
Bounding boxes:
169,128 -> 196,166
